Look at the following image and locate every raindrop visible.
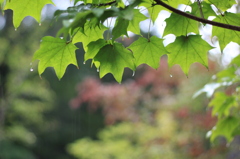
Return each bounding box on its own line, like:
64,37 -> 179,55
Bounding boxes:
97,68 -> 99,72
132,71 -> 135,77
15,28 -> 17,31
83,61 -> 86,64
170,74 -> 173,77
39,23 -> 42,26
30,68 -> 34,72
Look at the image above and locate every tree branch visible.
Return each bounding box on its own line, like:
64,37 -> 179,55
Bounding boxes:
154,0 -> 240,31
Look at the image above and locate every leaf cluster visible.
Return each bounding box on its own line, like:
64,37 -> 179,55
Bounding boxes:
2,0 -> 240,142
2,0 -> 239,82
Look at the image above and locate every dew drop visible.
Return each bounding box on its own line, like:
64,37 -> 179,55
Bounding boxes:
30,68 -> 34,72
39,23 -> 42,26
132,71 -> 135,77
97,68 -> 99,72
83,61 -> 86,64
15,28 -> 17,31
170,74 -> 173,77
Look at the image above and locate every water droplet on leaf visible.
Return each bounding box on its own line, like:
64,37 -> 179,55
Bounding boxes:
97,68 -> 99,72
39,23 -> 41,26
170,74 -> 173,77
30,68 -> 34,72
15,28 -> 17,31
83,61 -> 86,64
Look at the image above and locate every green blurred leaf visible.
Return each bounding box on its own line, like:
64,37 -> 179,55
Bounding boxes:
231,54 -> 240,66
216,66 -> 236,82
211,116 -> 239,142
166,35 -> 212,75
33,36 -> 78,80
209,92 -> 237,118
128,36 -> 168,68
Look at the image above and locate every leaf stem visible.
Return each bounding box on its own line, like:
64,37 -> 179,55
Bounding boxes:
154,0 -> 240,31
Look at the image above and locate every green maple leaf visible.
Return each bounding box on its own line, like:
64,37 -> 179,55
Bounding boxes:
210,116 -> 239,142
4,0 -> 53,28
205,0 -> 236,11
190,1 -> 216,19
164,12 -> 199,36
166,35 -> 213,75
33,36 -> 78,80
72,21 -> 107,50
128,36 -> 168,68
128,9 -> 147,35
94,42 -> 135,83
85,39 -> 108,61
212,12 -> 240,51
112,17 -> 129,41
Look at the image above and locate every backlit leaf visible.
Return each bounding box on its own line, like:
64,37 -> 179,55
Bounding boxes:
166,35 -> 213,75
33,36 -> 78,80
112,18 -> 129,41
205,0 -> 236,11
128,9 -> 147,35
4,0 -> 53,28
128,36 -> 168,68
72,21 -> 108,50
190,1 -> 216,19
85,39 -> 108,61
140,0 -> 191,22
94,42 -> 135,83
164,12 -> 199,36
212,12 -> 240,51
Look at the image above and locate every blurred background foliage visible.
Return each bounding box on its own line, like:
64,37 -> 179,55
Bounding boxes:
0,3 -> 240,159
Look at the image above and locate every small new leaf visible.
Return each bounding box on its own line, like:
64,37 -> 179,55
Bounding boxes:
4,0 -> 53,28
166,35 -> 213,75
94,42 -> 135,83
33,36 -> 78,80
128,36 -> 168,68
